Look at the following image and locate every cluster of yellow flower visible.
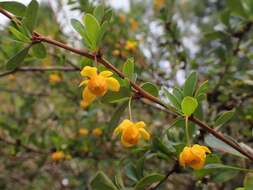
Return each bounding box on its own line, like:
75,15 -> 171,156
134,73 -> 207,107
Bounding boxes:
77,66 -> 211,170
79,127 -> 103,137
51,151 -> 72,161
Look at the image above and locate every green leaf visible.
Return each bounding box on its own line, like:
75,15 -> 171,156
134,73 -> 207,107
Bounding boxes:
6,46 -> 30,70
213,170 -> 239,183
204,135 -> 246,158
32,43 -> 47,59
125,163 -> 138,182
22,0 -> 39,32
205,164 -> 253,172
214,109 -> 235,128
0,1 -> 26,17
195,80 -> 208,97
183,71 -> 198,96
172,87 -> 184,102
134,173 -> 164,190
71,19 -> 92,48
90,171 -> 118,190
204,31 -> 228,41
163,88 -> 181,110
227,0 -> 248,18
141,82 -> 159,97
83,13 -> 101,50
244,174 -> 253,190
123,58 -> 135,80
181,96 -> 198,116
8,26 -> 30,43
93,5 -> 104,23
97,21 -> 109,46
219,9 -> 230,26
103,8 -> 113,22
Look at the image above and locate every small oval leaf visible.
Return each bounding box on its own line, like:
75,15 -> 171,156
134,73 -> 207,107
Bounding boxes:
181,96 -> 198,116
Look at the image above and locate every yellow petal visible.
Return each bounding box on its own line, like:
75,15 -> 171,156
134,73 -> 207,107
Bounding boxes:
79,80 -> 89,87
114,119 -> 133,136
80,66 -> 97,78
105,77 -> 120,92
135,121 -> 146,128
121,135 -> 134,147
82,87 -> 96,107
138,128 -> 150,140
191,159 -> 205,170
201,145 -> 211,154
99,70 -> 113,78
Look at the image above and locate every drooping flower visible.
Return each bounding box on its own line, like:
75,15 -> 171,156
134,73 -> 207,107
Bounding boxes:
119,14 -> 126,23
179,144 -> 211,170
113,119 -> 150,147
51,151 -> 65,161
92,128 -> 103,137
49,73 -> 61,84
79,66 -> 120,108
125,40 -> 137,51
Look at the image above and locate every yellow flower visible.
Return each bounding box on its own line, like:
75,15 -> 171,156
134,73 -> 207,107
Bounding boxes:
92,128 -> 103,137
179,144 -> 211,170
79,66 -> 120,108
154,0 -> 165,10
130,18 -> 139,31
119,14 -> 126,23
125,40 -> 137,51
49,73 -> 61,84
79,128 -> 89,136
113,119 -> 150,147
51,151 -> 65,161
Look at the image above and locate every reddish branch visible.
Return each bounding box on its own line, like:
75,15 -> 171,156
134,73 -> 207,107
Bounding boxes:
1,7 -> 253,161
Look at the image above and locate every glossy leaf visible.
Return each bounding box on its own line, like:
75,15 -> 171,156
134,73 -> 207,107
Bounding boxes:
71,18 -> 92,48
0,1 -> 26,17
163,88 -> 181,110
183,71 -> 198,96
227,0 -> 248,18
181,96 -> 198,116
141,82 -> 159,97
215,109 -> 235,128
195,80 -> 208,97
83,14 -> 101,50
32,43 -> 47,59
204,134 -> 246,158
8,26 -> 30,42
123,58 -> 135,80
22,0 -> 39,32
93,5 -> 104,23
6,46 -> 30,70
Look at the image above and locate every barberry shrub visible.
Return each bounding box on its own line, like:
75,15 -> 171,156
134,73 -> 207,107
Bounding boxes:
0,0 -> 253,189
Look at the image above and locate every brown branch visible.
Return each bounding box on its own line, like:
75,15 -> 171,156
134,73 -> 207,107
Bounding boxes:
1,7 -> 253,161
